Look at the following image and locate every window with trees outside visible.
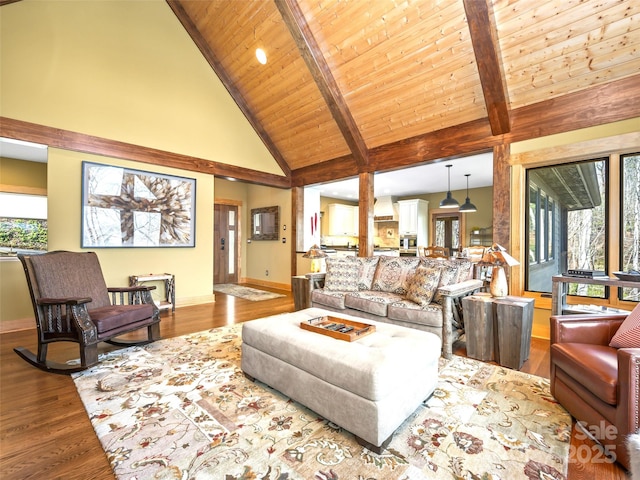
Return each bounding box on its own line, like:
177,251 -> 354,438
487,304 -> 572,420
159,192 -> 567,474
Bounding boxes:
621,153 -> 640,301
0,192 -> 47,256
526,153 -> 639,303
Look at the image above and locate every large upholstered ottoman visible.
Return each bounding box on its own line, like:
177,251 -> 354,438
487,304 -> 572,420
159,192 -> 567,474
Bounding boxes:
241,307 -> 441,451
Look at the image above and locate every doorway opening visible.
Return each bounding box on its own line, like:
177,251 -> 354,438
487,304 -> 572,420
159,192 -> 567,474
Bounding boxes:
431,209 -> 465,255
214,203 -> 240,285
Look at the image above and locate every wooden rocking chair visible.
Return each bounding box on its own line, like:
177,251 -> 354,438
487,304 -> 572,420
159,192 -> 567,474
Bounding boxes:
16,250 -> 161,374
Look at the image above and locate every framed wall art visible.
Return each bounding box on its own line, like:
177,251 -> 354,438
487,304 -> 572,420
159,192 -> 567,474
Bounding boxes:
81,161 -> 196,248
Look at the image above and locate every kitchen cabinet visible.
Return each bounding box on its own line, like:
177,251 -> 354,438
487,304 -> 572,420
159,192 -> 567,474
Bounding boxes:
328,203 -> 358,236
398,199 -> 428,244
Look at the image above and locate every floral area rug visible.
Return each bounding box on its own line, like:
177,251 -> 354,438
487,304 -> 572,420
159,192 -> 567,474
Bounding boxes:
72,323 -> 571,479
213,284 -> 285,301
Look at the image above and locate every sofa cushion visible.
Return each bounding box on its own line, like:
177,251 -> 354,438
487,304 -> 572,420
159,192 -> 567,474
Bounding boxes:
551,342 -> 618,405
371,256 -> 422,295
344,291 -> 403,317
310,289 -> 348,310
387,300 -> 444,329
90,304 -> 155,335
609,303 -> 640,348
324,257 -> 358,292
405,265 -> 442,306
353,256 -> 380,290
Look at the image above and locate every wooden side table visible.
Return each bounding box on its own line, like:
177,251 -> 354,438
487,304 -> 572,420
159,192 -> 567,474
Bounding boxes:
461,295 -> 495,362
291,272 -> 325,310
129,273 -> 175,312
292,275 -> 309,310
493,296 -> 534,370
462,294 -> 534,369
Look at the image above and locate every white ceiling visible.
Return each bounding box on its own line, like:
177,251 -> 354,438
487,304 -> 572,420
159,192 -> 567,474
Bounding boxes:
309,152 -> 494,200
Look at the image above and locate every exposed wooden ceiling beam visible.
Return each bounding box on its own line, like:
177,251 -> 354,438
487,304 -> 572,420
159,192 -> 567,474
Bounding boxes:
275,0 -> 370,170
291,118 -> 498,188
369,119 -> 497,170
166,0 -> 292,178
5,72 -> 637,192
0,117 -> 291,188
463,0 -> 511,136
292,74 -> 640,185
291,154 -> 359,187
505,75 -> 640,143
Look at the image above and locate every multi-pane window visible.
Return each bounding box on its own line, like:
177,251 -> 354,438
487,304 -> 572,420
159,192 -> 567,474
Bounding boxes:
528,185 -> 556,265
526,159 -> 607,296
527,153 -> 640,304
621,153 -> 640,301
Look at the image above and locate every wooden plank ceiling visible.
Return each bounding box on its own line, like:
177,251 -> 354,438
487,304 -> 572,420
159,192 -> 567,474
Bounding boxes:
167,0 -> 640,188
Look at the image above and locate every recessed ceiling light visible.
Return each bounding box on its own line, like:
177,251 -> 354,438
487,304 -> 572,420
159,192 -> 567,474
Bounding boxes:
255,48 -> 267,65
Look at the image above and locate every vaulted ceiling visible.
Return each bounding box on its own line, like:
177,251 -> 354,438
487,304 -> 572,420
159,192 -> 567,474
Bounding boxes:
1,0 -> 638,191
166,0 -> 640,189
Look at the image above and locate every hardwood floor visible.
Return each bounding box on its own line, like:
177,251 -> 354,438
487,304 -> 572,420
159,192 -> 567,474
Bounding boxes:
0,287 -> 629,479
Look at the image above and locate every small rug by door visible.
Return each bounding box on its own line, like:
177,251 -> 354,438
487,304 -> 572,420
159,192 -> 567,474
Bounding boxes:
213,283 -> 285,301
73,323 -> 571,480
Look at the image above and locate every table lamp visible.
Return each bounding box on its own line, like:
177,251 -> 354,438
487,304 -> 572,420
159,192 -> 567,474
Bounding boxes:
303,244 -> 327,273
480,243 -> 519,298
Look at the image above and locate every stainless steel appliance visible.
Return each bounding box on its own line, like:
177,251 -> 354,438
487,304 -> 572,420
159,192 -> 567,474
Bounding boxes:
399,234 -> 418,256
400,235 -> 417,250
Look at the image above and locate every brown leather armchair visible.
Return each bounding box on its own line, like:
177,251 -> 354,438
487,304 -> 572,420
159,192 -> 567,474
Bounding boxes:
550,313 -> 640,470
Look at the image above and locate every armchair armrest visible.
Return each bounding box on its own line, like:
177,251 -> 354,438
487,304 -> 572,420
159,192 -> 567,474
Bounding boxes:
108,285 -> 158,307
617,348 -> 640,434
550,314 -> 627,346
37,297 -> 92,306
438,279 -> 483,298
35,297 -> 98,344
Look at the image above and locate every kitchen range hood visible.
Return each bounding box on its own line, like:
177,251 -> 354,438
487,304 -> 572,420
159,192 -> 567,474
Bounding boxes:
373,196 -> 398,222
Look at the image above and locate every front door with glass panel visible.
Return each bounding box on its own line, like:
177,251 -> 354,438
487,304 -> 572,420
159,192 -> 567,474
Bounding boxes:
214,204 -> 239,284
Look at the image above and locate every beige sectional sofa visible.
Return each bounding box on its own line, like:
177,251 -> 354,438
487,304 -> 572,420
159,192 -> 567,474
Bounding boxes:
310,255 -> 483,358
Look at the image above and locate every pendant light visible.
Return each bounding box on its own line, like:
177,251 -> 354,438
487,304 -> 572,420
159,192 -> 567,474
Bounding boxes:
439,164 -> 459,208
459,174 -> 477,212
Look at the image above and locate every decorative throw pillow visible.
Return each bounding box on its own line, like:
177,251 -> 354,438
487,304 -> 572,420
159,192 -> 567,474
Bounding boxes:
454,259 -> 473,282
609,303 -> 640,348
353,256 -> 380,290
371,256 -> 422,295
405,265 -> 442,306
323,257 -> 359,292
429,259 -> 460,305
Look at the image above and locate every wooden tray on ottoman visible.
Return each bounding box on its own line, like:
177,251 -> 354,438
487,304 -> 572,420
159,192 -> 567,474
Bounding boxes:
300,316 -> 375,342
